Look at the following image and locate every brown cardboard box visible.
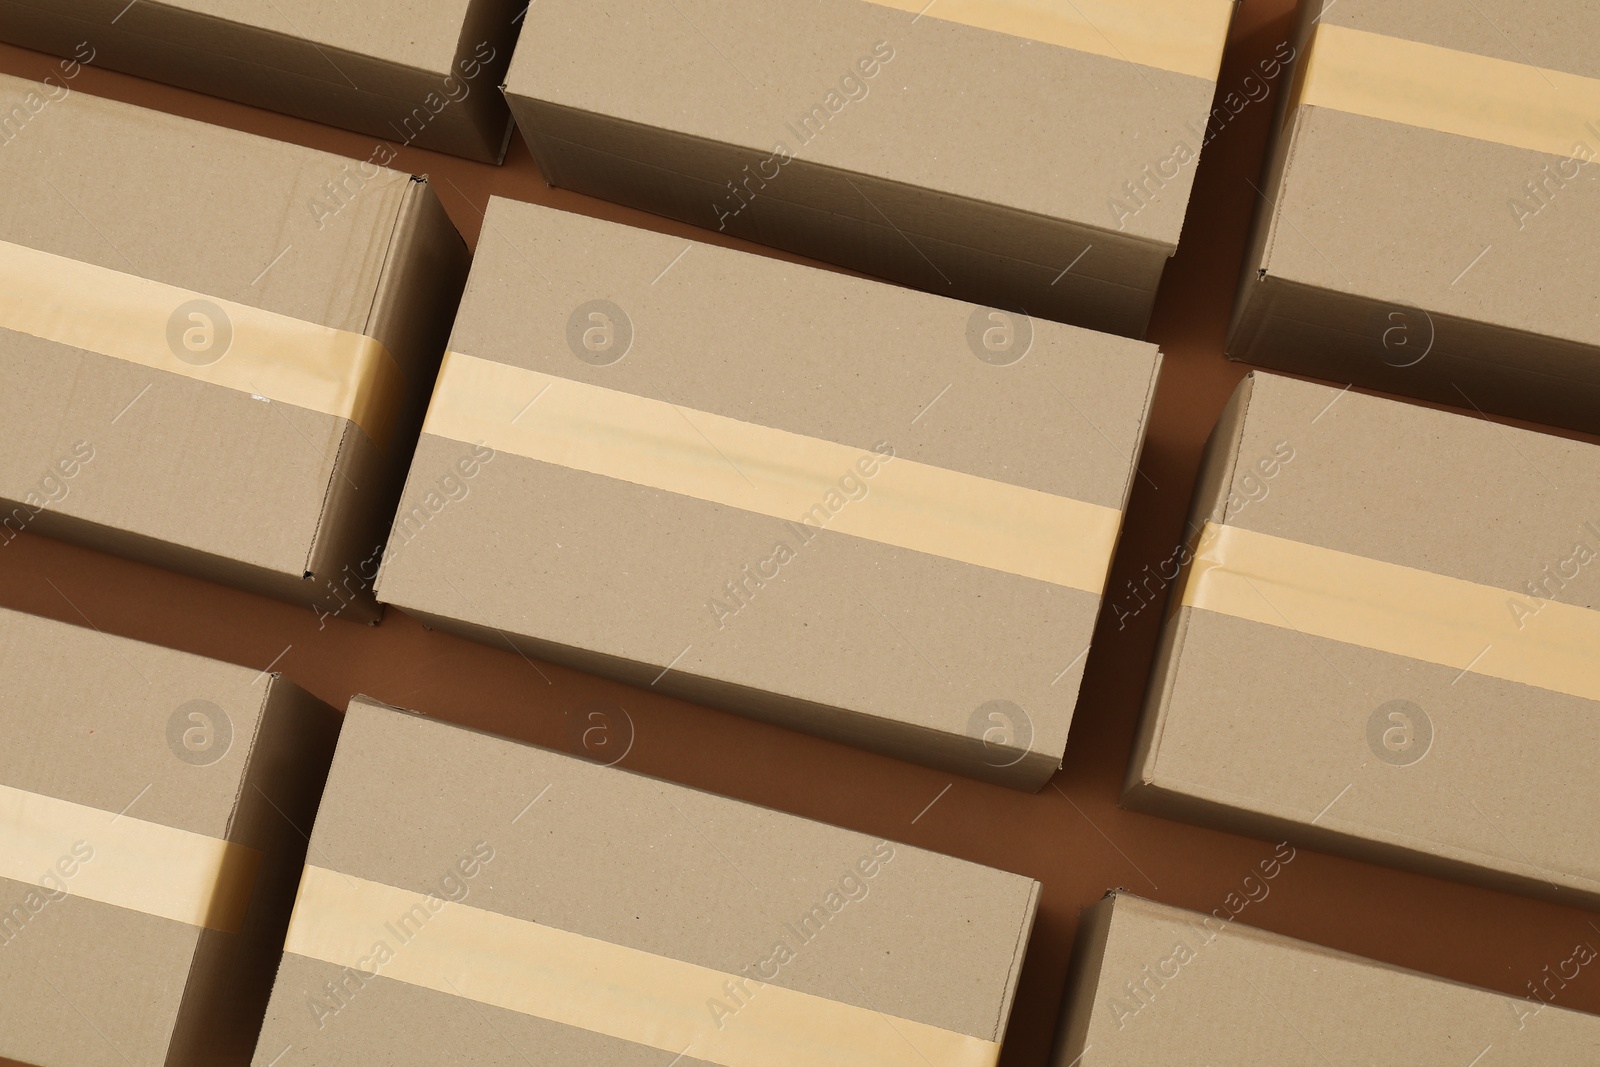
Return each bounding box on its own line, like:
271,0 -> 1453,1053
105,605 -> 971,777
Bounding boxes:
0,0 -> 524,162
252,696 -> 1040,1065
374,196 -> 1161,789
0,606 -> 340,1067
502,0 -> 1238,338
1128,371 -> 1600,906
1052,892 -> 1600,1064
1230,0 -> 1600,434
0,73 -> 469,623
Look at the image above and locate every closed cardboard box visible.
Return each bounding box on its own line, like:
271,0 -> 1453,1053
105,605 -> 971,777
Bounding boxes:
1053,892 -> 1600,1064
504,0 -> 1236,338
0,607 -> 341,1067
0,0 -> 524,162
1231,0 -> 1600,433
374,196 -> 1161,789
252,696 -> 1039,1065
1129,372 -> 1600,906
0,74 -> 469,622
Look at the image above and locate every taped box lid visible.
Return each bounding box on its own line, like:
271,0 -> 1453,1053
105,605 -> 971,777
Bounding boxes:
253,696 -> 1040,1066
1053,892 -> 1600,1064
0,606 -> 341,1067
1231,0 -> 1600,427
374,196 -> 1161,789
0,73 -> 466,619
1129,371 -> 1600,906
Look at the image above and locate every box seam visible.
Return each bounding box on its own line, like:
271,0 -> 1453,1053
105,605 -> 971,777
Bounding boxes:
300,179 -> 418,581
989,877 -> 1041,1041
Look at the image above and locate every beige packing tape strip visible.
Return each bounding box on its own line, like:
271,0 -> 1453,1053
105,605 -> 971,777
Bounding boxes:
0,781 -> 262,932
284,865 -> 1000,1067
864,0 -> 1233,81
423,352 -> 1122,594
0,240 -> 405,446
1298,23 -> 1600,159
1180,523 -> 1600,703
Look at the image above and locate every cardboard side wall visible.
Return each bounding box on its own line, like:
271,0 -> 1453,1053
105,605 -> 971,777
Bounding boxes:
167,676 -> 342,1067
508,99 -> 1169,338
307,178 -> 469,624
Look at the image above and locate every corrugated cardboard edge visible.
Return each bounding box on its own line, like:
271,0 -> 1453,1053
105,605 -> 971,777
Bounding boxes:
1046,891 -> 1120,1066
0,0 -> 521,162
166,674 -> 343,1067
304,176 -> 469,624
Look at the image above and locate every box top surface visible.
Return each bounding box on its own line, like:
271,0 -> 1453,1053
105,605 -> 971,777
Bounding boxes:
448,199 -> 1158,509
1258,1 -> 1600,346
95,0 -> 481,74
300,697 -> 1038,1044
1069,893 -> 1600,1063
1220,374 -> 1600,599
506,0 -> 1231,246
0,73 -> 414,577
377,197 -> 1160,773
1313,0 -> 1600,74
1145,373 -> 1600,898
0,606 -> 269,837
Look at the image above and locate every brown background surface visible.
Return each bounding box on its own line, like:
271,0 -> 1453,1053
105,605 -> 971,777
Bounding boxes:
3,1 -> 1599,1064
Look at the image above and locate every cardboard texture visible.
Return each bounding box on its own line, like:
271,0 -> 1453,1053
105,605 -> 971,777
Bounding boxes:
0,606 -> 341,1067
252,696 -> 1039,1064
1128,371 -> 1600,906
1231,0 -> 1600,434
1052,892 -> 1600,1064
373,196 -> 1161,789
0,73 -> 470,622
503,0 -> 1237,338
0,0 -> 524,162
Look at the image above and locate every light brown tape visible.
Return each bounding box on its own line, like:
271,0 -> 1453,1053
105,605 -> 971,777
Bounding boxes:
423,352 -> 1123,594
284,865 -> 999,1067
1180,523 -> 1600,702
0,240 -> 405,446
1298,23 -> 1600,159
863,0 -> 1233,80
0,782 -> 262,931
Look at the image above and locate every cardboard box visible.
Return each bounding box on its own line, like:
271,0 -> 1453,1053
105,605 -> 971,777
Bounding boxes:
0,73 -> 469,623
0,0 -> 524,162
374,196 -> 1161,789
1053,892 -> 1600,1064
252,696 -> 1039,1065
1230,0 -> 1600,434
1128,371 -> 1600,906
503,0 -> 1237,338
0,606 -> 341,1067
